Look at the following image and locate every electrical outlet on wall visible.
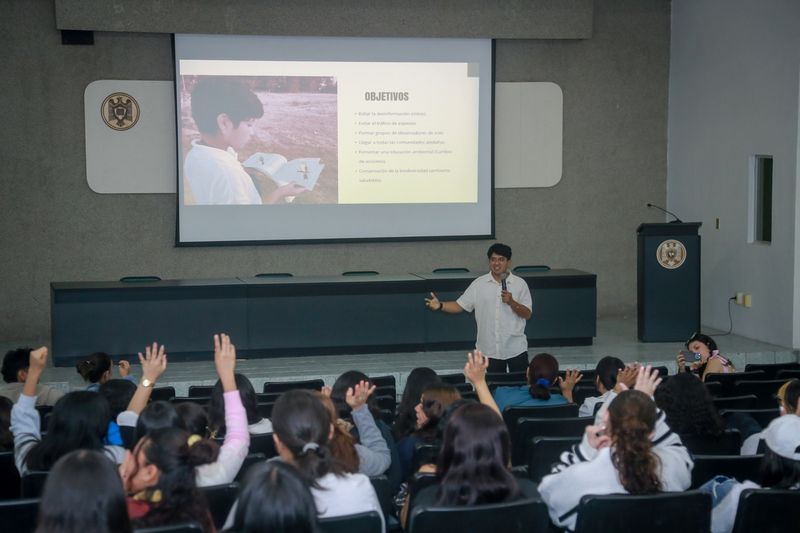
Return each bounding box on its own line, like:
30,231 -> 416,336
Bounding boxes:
735,292 -> 744,305
743,294 -> 752,308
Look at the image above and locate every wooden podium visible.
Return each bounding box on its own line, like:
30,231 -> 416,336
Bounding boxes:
637,222 -> 701,342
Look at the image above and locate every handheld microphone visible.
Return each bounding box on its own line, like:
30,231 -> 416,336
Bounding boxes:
646,203 -> 683,223
500,272 -> 508,291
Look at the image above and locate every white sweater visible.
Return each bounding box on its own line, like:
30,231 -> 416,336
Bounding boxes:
538,410 -> 693,532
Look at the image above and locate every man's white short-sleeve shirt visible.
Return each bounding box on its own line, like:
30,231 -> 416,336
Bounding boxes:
184,141 -> 262,205
456,272 -> 532,360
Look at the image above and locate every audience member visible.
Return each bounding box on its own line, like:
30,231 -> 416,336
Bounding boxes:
11,347 -> 124,473
393,367 -> 440,440
120,427 -> 217,532
209,373 -> 272,436
99,378 -> 137,447
677,332 -> 735,380
654,372 -> 726,439
35,449 -> 132,533
539,367 -> 692,531
492,352 -> 579,411
317,391 -> 360,473
0,396 -> 13,452
176,401 -> 211,437
223,461 -> 319,533
396,383 -> 461,482
740,379 -> 800,455
579,356 -> 635,417
704,414 -> 800,533
1,347 -> 63,406
76,351 -> 133,391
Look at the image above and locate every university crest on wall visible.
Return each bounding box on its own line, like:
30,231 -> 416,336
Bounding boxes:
101,92 -> 140,131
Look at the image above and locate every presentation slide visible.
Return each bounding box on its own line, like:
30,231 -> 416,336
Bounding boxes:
174,35 -> 493,245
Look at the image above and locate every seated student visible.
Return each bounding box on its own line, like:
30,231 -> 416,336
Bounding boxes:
11,347 -> 125,473
1,347 -> 63,406
539,367 -> 692,532
654,372 -> 727,441
393,367 -> 441,440
403,402 -> 538,526
396,383 -> 461,482
76,352 -> 134,392
740,379 -> 800,455
119,335 -> 250,486
185,77 -> 304,205
223,461 -> 319,533
99,378 -> 137,447
223,389 -> 384,530
0,396 -> 12,452
120,427 -> 217,532
703,414 -> 800,533
677,332 -> 735,380
579,356 -> 635,417
36,449 -> 132,533
331,371 -> 397,482
208,373 -> 272,436
317,391 -> 360,473
492,352 -> 581,412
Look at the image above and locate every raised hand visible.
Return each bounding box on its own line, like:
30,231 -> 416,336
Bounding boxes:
118,359 -> 131,378
558,369 -> 583,403
346,380 -> 376,410
138,342 -> 167,383
213,334 -> 237,392
28,347 -> 49,375
614,366 -> 638,392
463,350 -> 489,385
321,385 -> 333,398
633,365 -> 662,397
424,292 -> 441,311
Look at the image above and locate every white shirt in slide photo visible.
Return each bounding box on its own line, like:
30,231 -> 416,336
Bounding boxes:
184,140 -> 262,205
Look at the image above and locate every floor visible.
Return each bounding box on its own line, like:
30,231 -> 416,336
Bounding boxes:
4,317 -> 797,397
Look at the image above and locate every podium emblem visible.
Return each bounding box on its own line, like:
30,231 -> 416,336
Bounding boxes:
656,239 -> 686,269
101,92 -> 140,131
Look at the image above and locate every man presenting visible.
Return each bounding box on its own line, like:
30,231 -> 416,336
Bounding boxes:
425,243 -> 532,372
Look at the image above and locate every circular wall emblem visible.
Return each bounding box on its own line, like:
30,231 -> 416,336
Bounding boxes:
101,92 -> 140,131
656,239 -> 687,269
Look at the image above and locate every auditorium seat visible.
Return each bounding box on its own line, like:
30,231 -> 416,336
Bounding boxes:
369,375 -> 397,388
319,510 -> 384,533
200,482 -> 239,530
712,395 -> 758,411
704,381 -> 723,397
719,407 -> 780,429
744,362 -> 800,380
690,454 -> 763,489
502,404 -> 579,441
0,452 -> 21,499
256,402 -> 275,419
734,380 -> 789,408
249,433 -> 278,457
571,385 -> 600,407
439,373 -> 466,385
0,498 -> 40,533
187,385 -> 214,397
731,489 -> 800,533
120,276 -> 161,282
374,395 -> 396,414
776,369 -> 800,380
408,497 -> 550,533
235,453 -> 266,482
513,265 -> 551,272
704,371 -> 766,396
374,385 -> 397,398
432,267 -> 470,273
172,396 -> 210,406
263,379 -> 324,393
256,392 -> 281,403
135,523 -> 203,532
254,272 -> 293,277
678,429 -> 741,455
453,382 -> 473,395
20,470 -> 48,498
368,475 -> 398,531
151,386 -> 176,402
512,416 -> 593,465
574,491 -> 711,533
526,436 -> 582,482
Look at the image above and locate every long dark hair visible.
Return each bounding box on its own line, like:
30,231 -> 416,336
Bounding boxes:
134,401 -> 182,444
271,389 -> 344,488
416,384 -> 461,442
654,372 -> 725,437
0,396 -> 13,452
435,403 -> 520,506
759,447 -> 800,489
99,379 -> 137,419
23,391 -> 111,471
228,461 -> 320,533
596,356 -> 625,392
175,402 -> 210,437
209,373 -> 261,436
76,352 -> 112,384
131,428 -> 218,532
36,450 -> 132,533
527,353 -> 559,400
393,367 -> 440,439
608,390 -> 662,494
331,370 -> 380,420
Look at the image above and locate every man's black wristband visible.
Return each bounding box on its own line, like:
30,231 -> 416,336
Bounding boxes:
438,302 -> 444,311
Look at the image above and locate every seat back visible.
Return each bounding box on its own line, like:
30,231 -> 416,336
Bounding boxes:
705,371 -> 766,395
744,362 -> 800,380
256,402 -> 275,419
235,453 -> 266,482
135,523 -> 204,533
734,380 -> 788,408
263,379 -> 325,393
571,385 -> 600,407
512,417 -> 593,465
20,470 -> 49,498
0,498 -> 40,533
503,404 -> 579,440
256,392 -> 281,403
368,476 -> 394,530
731,488 -> 800,533
0,451 -> 21,499
249,433 -> 278,457
776,369 -> 800,380
712,395 -> 758,411
408,497 -> 550,533
704,381 -> 723,397
374,395 -> 396,414
318,510 -> 384,533
718,408 -> 780,429
526,436 -> 582,482
690,454 -> 764,488
438,373 -> 466,385
369,375 -> 396,388
574,491 -> 711,533
151,386 -> 176,402
172,396 -> 210,406
199,482 -> 239,530
678,429 -> 741,455
187,385 -> 214,398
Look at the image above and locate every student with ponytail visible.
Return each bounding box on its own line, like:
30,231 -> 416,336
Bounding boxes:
539,366 -> 692,531
492,352 -> 581,412
76,351 -> 134,391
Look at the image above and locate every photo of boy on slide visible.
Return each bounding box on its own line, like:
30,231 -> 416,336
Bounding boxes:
183,77 -> 306,205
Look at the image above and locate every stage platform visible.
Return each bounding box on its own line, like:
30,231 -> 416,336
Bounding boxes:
4,317 -> 797,397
